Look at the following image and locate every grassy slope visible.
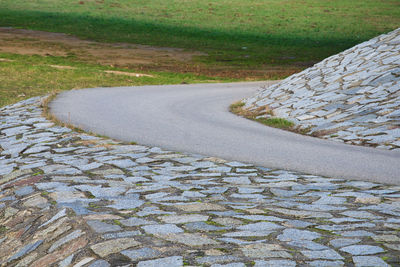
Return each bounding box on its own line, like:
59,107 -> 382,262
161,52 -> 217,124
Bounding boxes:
0,0 -> 399,68
0,53 -> 232,107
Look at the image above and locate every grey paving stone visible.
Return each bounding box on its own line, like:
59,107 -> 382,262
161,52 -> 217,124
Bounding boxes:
283,220 -> 314,228
57,201 -> 92,215
237,222 -> 283,232
87,220 -> 121,233
240,243 -> 291,258
288,240 -> 328,250
341,211 -> 380,219
58,254 -> 74,267
217,237 -> 265,245
329,238 -> 361,248
329,217 -> 364,223
142,224 -> 183,235
77,162 -> 103,171
107,197 -> 144,210
90,238 -> 140,257
340,245 -> 384,255
372,235 -> 400,242
119,217 -> 155,227
196,256 -> 241,265
102,231 -> 141,239
48,229 -> 84,252
223,177 -> 251,184
23,195 -> 48,208
88,260 -> 111,267
254,260 -> 296,267
184,222 -> 230,232
136,206 -> 175,216
226,161 -> 252,167
383,243 -> 400,251
8,240 -> 43,262
233,215 -> 283,221
159,214 -> 209,224
307,260 -> 345,267
223,230 -> 273,237
339,230 -> 375,237
313,196 -> 346,205
270,188 -> 305,197
159,233 -> 219,246
352,256 -> 389,267
211,263 -> 246,267
237,187 -> 264,194
121,247 -> 161,261
137,256 -> 183,267
75,185 -> 126,198
24,145 -> 50,154
105,159 -> 136,168
301,249 -> 344,260
181,191 -> 206,198
277,229 -> 321,241
14,186 -> 34,196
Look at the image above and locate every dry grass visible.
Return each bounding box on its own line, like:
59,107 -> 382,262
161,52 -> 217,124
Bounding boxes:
230,101 -> 311,134
0,28 -> 294,80
0,52 -> 231,107
230,101 -> 273,119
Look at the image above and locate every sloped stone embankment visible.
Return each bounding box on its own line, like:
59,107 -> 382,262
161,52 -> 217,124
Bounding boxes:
243,28 -> 400,150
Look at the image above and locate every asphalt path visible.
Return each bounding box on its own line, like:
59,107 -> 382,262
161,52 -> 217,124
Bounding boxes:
50,82 -> 400,184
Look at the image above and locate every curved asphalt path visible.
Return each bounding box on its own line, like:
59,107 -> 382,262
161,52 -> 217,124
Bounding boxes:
50,82 -> 400,184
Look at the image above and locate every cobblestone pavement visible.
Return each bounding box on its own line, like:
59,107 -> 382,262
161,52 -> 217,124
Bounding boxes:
1,98 -> 400,266
243,28 -> 400,150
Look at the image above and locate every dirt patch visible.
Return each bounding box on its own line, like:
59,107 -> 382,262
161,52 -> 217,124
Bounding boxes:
0,27 -> 204,64
48,65 -> 77,70
104,70 -> 153,77
0,27 -> 302,79
0,58 -> 15,62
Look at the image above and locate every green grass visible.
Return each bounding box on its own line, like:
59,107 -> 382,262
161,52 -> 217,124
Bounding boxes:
0,226 -> 7,234
230,101 -> 296,132
255,117 -> 294,130
0,0 -> 399,68
0,52 -> 233,107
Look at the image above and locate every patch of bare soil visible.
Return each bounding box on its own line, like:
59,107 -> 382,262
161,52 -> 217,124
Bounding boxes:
48,65 -> 77,70
103,70 -> 153,77
0,27 -> 203,62
0,27 -> 301,79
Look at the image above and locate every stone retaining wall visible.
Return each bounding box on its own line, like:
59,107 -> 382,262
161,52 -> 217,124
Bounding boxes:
243,28 -> 400,150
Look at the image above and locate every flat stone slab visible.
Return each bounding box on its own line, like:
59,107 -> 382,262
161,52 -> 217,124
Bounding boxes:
142,224 -> 184,235
90,238 -> 140,257
157,233 -> 220,246
137,256 -> 183,267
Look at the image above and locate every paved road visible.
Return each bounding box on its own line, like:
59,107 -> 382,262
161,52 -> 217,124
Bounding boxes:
50,82 -> 400,184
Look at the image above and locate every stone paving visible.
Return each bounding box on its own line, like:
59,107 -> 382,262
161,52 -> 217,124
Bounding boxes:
1,97 -> 400,266
243,28 -> 400,150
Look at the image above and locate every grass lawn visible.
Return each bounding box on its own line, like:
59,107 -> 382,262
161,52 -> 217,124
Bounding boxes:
0,0 -> 398,107
0,0 -> 399,68
0,52 -> 233,107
